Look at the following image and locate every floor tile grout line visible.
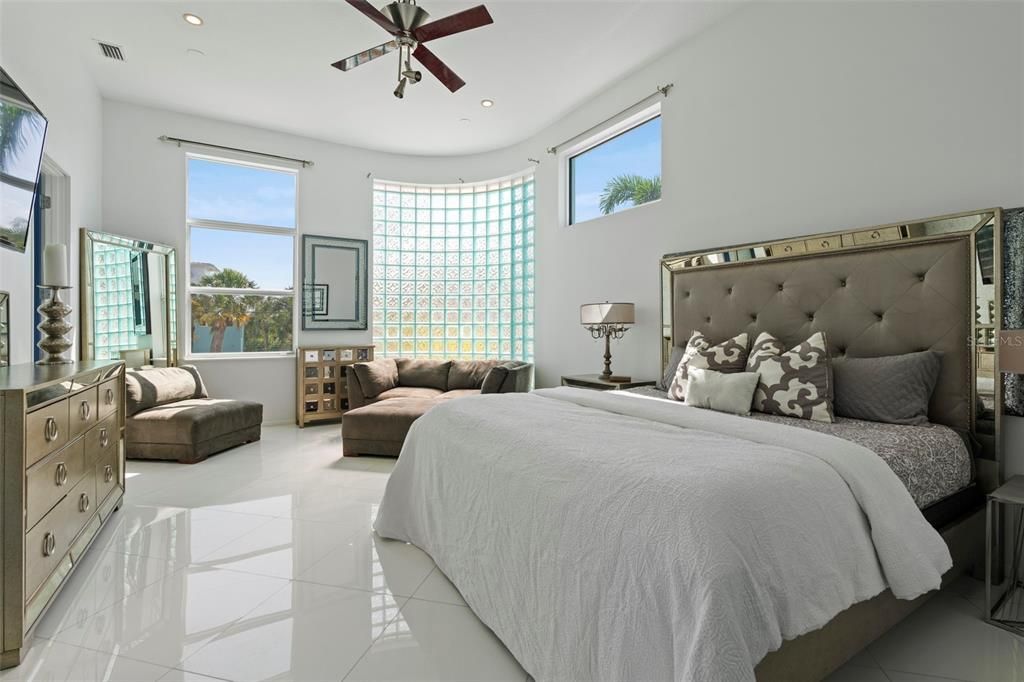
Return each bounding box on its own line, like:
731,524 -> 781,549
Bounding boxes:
880,667 -> 975,682
339,593 -> 414,681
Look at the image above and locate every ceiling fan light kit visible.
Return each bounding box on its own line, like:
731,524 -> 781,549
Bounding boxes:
333,0 -> 493,99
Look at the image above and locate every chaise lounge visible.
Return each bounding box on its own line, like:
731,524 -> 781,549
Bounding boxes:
125,365 -> 263,463
342,358 -> 533,457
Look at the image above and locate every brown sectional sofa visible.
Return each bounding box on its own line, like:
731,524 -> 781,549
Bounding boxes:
342,358 -> 533,457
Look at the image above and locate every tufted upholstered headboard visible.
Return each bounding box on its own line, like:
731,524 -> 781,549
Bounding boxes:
669,236 -> 971,432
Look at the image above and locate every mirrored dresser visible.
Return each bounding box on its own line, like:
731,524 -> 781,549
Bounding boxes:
0,359 -> 125,668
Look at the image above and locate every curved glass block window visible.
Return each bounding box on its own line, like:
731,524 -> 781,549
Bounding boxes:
372,173 -> 535,360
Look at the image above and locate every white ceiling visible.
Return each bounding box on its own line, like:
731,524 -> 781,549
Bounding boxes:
3,1 -> 734,156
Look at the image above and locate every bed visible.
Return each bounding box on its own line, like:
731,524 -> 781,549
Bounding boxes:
374,208 -> 1004,681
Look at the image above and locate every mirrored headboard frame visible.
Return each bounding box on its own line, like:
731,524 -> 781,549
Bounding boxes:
0,291 -> 9,367
661,208 -> 1003,488
79,229 -> 178,366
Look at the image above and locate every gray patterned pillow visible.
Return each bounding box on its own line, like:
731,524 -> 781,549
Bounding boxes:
667,331 -> 749,401
746,331 -> 834,423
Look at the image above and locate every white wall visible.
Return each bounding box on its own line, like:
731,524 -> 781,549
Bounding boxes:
0,3 -> 104,365
100,3 -> 1024,446
101,100 -> 524,422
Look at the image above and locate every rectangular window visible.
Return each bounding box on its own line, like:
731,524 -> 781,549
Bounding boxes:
569,113 -> 661,225
186,155 -> 297,356
371,174 -> 535,360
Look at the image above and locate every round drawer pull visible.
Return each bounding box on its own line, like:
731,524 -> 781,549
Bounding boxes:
104,465 -> 114,483
99,428 -> 109,449
44,417 -> 59,442
42,532 -> 56,557
783,245 -> 793,252
821,239 -> 831,248
79,493 -> 91,513
80,401 -> 92,421
870,230 -> 881,239
105,388 -> 115,405
55,462 -> 68,487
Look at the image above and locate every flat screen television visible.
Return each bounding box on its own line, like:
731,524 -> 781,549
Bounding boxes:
0,67 -> 48,254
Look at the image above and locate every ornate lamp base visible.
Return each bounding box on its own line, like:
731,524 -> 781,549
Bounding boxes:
36,286 -> 73,365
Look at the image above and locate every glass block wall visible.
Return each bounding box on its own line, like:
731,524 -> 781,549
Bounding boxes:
372,173 -> 535,360
91,243 -> 136,360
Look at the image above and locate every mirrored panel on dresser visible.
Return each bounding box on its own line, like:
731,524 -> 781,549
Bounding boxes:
80,229 -> 177,366
0,291 -> 9,367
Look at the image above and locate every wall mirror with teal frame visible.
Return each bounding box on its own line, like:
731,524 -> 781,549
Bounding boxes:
301,234 -> 368,330
79,229 -> 177,365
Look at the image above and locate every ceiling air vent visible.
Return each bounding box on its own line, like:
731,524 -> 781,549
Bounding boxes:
98,42 -> 125,61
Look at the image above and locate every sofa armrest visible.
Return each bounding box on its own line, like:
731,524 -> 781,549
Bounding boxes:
346,366 -> 369,409
502,362 -> 534,393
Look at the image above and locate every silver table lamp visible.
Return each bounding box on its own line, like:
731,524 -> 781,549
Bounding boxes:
581,302 -> 635,381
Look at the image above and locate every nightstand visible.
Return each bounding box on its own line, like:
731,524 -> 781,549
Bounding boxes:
560,374 -> 657,391
986,475 -> 1024,635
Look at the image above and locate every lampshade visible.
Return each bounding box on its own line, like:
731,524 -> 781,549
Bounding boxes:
581,302 -> 635,326
1000,330 -> 1024,374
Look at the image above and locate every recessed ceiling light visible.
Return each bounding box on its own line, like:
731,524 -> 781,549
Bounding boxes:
480,99 -> 494,108
183,13 -> 204,26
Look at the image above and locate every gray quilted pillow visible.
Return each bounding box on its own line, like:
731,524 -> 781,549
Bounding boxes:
832,351 -> 942,425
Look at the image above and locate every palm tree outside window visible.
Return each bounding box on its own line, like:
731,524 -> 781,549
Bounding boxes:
568,114 -> 661,225
186,155 -> 297,356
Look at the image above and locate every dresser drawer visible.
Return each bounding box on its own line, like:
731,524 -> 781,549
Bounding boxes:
66,467 -> 98,544
26,439 -> 87,531
25,400 -> 69,467
69,387 -> 99,440
25,493 -> 73,599
94,426 -> 121,504
97,378 -> 120,422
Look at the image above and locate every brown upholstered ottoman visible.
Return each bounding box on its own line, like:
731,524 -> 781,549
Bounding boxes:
127,398 -> 263,464
342,398 -> 436,457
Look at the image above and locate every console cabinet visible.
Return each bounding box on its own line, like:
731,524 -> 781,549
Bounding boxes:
0,360 -> 125,668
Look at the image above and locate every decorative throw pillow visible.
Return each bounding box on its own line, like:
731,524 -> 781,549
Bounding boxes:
125,365 -> 208,417
746,331 -> 834,422
667,331 -> 749,401
396,359 -> 452,391
659,345 -> 687,390
684,368 -> 760,416
832,351 -> 942,425
352,359 -> 399,398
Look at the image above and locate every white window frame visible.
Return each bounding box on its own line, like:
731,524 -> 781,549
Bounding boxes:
184,152 -> 300,360
561,102 -> 662,227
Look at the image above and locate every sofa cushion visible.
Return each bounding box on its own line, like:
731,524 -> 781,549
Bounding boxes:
448,360 -> 501,390
436,389 -> 482,400
481,362 -> 534,394
480,366 -> 509,393
125,365 -> 209,417
397,359 -> 452,390
352,359 -> 399,398
376,386 -> 444,401
342,398 -> 436,443
127,398 -> 262,445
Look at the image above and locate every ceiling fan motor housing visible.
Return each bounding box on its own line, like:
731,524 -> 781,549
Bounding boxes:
383,1 -> 430,33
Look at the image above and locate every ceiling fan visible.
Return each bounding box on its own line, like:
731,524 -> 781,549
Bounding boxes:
332,0 -> 493,99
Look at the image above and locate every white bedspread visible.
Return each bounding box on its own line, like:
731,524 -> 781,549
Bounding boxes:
374,387 -> 952,682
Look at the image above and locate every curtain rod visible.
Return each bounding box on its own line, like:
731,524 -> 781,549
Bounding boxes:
546,83 -> 673,155
158,135 -> 314,168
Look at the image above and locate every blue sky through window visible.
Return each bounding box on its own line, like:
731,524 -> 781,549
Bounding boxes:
187,158 -> 296,290
570,116 -> 661,224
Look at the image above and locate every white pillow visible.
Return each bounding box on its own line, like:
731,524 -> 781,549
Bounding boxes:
685,368 -> 760,416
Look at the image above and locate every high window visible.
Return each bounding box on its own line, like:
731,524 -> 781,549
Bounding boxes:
372,173 -> 535,360
568,111 -> 661,225
186,155 -> 297,356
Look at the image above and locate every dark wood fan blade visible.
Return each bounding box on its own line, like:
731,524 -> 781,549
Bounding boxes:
413,44 -> 466,92
413,5 -> 493,43
332,40 -> 398,71
346,0 -> 399,34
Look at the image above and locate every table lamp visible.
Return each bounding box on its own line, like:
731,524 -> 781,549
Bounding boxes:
581,302 -> 635,381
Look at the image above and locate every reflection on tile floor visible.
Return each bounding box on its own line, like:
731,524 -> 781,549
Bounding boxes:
1,426 -> 1020,681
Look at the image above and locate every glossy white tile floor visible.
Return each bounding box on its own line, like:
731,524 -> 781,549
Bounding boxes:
3,425 -> 1022,682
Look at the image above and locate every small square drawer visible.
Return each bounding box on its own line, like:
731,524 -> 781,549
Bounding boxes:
26,400 -> 69,467
97,378 -> 120,421
853,226 -> 902,245
26,439 -> 87,531
69,387 -> 99,440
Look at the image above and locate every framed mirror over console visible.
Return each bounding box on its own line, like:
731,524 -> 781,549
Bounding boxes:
661,208 -> 1005,490
79,229 -> 177,367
